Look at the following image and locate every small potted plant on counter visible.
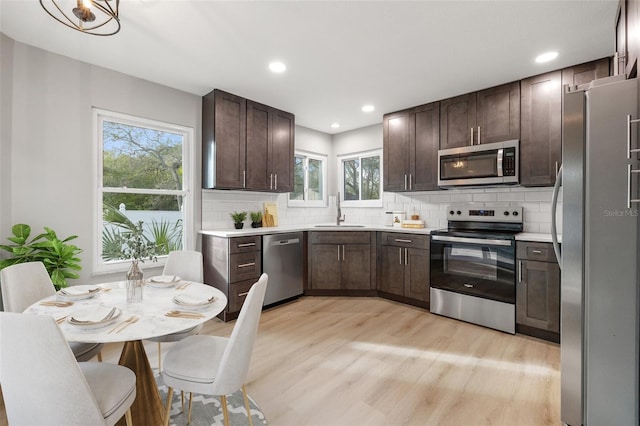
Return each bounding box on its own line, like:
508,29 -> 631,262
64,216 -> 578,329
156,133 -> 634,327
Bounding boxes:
250,211 -> 263,228
230,211 -> 247,229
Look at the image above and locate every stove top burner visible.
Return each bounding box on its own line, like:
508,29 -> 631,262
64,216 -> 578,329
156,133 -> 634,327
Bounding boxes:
442,204 -> 524,235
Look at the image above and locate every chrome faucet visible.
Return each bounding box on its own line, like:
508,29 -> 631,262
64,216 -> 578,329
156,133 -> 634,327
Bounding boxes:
336,192 -> 345,225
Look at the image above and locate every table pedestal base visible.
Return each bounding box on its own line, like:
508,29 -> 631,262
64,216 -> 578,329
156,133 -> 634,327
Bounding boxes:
116,340 -> 165,426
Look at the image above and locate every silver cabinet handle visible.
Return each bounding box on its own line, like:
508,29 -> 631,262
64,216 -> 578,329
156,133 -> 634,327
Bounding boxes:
404,174 -> 407,190
628,164 -> 640,208
519,261 -> 523,283
237,291 -> 249,297
237,262 -> 256,268
409,174 -> 412,190
404,248 -> 408,265
243,170 -> 246,188
470,127 -> 474,146
274,173 -> 278,190
270,173 -> 273,190
395,239 -> 412,243
477,126 -> 481,145
237,242 -> 256,248
532,249 -> 543,254
399,248 -> 402,265
338,245 -> 341,261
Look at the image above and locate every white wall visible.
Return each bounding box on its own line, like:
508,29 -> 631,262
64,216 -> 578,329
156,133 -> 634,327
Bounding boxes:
0,35 -> 202,284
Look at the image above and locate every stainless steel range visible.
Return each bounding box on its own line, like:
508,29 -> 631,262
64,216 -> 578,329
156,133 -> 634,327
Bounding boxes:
429,204 -> 523,333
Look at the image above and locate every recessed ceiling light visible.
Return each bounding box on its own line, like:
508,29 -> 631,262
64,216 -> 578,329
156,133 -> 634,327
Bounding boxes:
361,105 -> 375,113
535,51 -> 558,63
268,61 -> 287,73
331,123 -> 340,129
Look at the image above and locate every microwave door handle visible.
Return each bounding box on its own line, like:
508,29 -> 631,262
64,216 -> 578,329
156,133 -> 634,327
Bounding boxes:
497,148 -> 504,177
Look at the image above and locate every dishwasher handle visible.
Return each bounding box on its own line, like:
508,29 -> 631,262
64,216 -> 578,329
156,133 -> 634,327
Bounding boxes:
272,238 -> 300,246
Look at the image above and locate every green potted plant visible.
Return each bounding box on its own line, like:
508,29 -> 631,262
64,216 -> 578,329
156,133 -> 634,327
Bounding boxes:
0,224 -> 82,290
250,211 -> 263,228
230,211 -> 247,229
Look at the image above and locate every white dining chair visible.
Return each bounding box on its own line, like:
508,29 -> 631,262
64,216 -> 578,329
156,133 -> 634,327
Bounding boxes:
148,250 -> 205,371
0,261 -> 104,362
0,312 -> 136,426
162,273 -> 268,426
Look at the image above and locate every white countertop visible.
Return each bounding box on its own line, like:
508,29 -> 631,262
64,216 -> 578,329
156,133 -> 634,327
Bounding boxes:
199,224 -> 442,238
200,225 -> 560,243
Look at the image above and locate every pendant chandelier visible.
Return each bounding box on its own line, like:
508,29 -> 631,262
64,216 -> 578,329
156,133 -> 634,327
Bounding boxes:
39,0 -> 120,36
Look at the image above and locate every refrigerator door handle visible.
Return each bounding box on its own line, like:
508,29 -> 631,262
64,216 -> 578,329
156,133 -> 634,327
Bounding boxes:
626,114 -> 640,159
628,164 -> 640,208
551,164 -> 562,268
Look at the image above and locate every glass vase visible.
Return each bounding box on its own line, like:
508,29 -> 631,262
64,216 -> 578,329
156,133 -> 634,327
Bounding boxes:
126,260 -> 144,303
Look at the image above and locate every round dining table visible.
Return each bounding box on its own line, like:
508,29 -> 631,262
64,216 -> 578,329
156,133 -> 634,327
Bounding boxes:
24,279 -> 227,426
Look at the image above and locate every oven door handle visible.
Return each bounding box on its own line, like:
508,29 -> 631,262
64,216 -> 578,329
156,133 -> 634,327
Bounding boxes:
431,235 -> 513,246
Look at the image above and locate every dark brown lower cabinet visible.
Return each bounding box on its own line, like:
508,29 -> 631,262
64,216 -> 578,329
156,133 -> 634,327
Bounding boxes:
202,234 -> 262,321
516,241 -> 560,343
378,232 -> 430,307
308,231 -> 375,294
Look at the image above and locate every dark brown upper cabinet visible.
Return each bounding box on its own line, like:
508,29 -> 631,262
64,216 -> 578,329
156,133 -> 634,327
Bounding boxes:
520,71 -> 562,187
246,101 -> 295,192
440,81 -> 520,149
202,90 -> 246,189
615,0 -> 638,78
383,102 -> 439,192
561,58 -> 610,87
202,90 -> 294,192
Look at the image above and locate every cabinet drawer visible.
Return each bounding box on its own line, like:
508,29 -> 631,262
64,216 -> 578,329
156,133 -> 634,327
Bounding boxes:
310,231 -> 371,245
380,232 -> 429,249
230,235 -> 261,254
229,251 -> 261,282
227,278 -> 256,313
517,241 -> 556,262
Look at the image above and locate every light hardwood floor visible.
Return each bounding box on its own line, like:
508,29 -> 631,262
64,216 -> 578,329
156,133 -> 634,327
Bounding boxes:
1,296 -> 560,426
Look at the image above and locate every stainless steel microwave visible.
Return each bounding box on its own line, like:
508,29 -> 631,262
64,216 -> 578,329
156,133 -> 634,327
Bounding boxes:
437,140 -> 519,188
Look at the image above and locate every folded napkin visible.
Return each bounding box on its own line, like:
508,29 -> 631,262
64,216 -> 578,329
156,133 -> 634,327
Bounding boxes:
173,294 -> 215,306
149,275 -> 179,283
60,287 -> 99,296
70,306 -> 117,324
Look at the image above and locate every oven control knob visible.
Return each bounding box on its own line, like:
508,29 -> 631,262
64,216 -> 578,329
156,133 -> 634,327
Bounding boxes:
503,211 -> 509,216
456,210 -> 461,215
512,211 -> 519,216
449,210 -> 454,215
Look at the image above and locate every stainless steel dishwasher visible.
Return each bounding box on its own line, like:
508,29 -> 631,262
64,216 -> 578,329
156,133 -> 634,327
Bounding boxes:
262,232 -> 304,306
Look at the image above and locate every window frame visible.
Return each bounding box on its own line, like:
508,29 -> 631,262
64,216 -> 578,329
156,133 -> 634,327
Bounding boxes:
288,150 -> 328,208
338,149 -> 383,207
93,108 -> 195,274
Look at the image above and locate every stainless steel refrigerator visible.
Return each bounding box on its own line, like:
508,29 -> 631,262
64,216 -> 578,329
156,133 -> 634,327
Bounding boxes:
554,75 -> 639,425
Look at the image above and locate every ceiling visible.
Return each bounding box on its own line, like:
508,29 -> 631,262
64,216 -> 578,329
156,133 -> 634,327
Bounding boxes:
0,1 -> 618,134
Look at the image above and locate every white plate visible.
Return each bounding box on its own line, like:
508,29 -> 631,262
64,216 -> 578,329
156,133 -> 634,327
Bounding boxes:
57,286 -> 100,300
68,306 -> 121,330
147,275 -> 181,288
172,294 -> 216,309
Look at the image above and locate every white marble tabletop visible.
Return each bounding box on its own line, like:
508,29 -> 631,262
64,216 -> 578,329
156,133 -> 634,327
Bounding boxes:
24,281 -> 227,344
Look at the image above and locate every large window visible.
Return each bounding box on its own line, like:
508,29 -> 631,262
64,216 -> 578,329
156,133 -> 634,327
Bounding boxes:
289,151 -> 327,207
95,109 -> 193,272
339,150 -> 382,207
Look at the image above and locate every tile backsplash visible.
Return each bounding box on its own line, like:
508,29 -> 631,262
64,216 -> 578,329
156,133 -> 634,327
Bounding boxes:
202,186 -> 562,234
